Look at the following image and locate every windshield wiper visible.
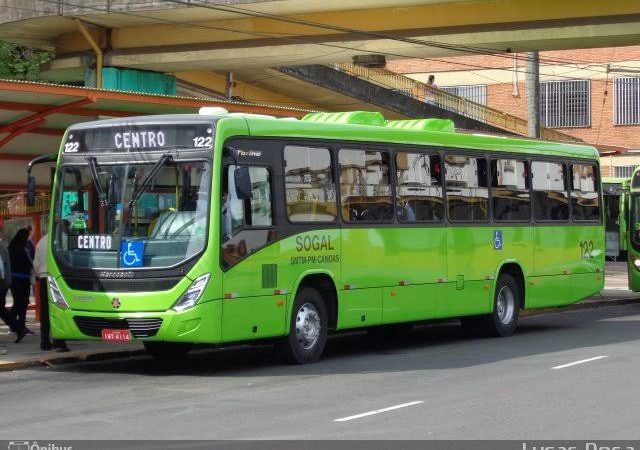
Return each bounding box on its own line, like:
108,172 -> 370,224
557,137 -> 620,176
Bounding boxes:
86,157 -> 107,208
129,153 -> 173,208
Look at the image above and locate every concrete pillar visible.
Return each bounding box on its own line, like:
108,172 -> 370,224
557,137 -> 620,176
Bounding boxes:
526,51 -> 540,139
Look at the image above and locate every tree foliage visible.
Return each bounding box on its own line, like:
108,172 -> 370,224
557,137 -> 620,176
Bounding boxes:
0,41 -> 52,81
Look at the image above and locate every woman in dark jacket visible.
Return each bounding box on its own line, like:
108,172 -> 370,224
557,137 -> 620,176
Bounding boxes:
9,228 -> 32,343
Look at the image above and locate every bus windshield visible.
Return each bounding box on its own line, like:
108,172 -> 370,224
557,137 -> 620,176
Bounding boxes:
52,159 -> 211,269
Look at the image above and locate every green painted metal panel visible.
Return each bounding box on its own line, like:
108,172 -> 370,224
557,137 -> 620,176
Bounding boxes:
221,295 -> 286,342
99,67 -> 177,95
382,284 -> 437,324
339,288 -> 383,329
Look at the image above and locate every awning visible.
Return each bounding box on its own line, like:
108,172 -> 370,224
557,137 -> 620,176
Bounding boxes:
0,78 -> 313,190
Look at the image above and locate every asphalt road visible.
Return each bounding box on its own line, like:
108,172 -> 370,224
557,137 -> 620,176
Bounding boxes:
2,303 -> 640,440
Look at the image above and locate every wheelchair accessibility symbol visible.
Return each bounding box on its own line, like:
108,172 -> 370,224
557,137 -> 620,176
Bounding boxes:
120,240 -> 144,267
493,230 -> 503,250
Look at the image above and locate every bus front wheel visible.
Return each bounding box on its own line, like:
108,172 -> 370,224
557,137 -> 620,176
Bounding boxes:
277,287 -> 328,364
144,342 -> 192,361
462,273 -> 520,337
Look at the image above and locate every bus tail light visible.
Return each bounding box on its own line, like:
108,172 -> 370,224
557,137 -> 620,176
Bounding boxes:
172,273 -> 210,312
48,275 -> 69,310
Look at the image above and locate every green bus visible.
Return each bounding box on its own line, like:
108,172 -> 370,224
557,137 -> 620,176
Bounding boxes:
626,169 -> 640,290
602,177 -> 629,261
45,110 -> 605,363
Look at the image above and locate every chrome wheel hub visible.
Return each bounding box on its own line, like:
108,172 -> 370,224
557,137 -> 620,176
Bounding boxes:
496,285 -> 516,325
295,303 -> 321,350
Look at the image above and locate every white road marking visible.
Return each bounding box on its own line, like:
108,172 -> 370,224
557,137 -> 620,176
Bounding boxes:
334,401 -> 424,422
551,355 -> 608,370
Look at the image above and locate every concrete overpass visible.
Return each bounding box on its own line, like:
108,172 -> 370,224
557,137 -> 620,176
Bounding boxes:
3,0 -> 640,91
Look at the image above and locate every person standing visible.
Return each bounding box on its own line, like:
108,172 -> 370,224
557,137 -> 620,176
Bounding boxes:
9,228 -> 32,343
25,225 -> 37,317
33,233 -> 68,351
0,226 -> 16,355
25,225 -> 35,261
425,74 -> 438,105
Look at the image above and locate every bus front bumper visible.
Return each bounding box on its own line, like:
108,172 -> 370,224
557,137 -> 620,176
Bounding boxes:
49,299 -> 223,344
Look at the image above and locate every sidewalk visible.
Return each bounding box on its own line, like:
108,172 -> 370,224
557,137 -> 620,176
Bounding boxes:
1,262 -> 639,371
0,311 -> 143,371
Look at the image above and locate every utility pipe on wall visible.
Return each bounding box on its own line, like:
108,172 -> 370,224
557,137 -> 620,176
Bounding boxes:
75,19 -> 103,89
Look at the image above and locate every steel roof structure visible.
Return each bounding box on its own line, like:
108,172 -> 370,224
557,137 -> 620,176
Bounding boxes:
0,78 -> 314,190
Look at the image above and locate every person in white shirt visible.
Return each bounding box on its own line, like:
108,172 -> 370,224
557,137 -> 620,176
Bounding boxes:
33,233 -> 68,352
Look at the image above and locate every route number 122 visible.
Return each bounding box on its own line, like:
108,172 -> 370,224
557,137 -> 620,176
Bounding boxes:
193,136 -> 213,148
579,240 -> 594,259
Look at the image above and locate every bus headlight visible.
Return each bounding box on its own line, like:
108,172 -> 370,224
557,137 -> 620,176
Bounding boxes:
172,273 -> 210,312
47,275 -> 69,310
634,258 -> 640,270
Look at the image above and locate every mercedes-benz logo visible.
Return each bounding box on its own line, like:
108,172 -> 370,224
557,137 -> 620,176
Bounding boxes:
111,297 -> 121,310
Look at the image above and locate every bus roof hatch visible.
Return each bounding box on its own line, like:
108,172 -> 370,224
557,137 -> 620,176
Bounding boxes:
301,111 -> 385,126
385,118 -> 455,133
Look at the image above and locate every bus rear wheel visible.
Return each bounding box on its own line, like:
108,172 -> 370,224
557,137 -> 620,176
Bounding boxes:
277,287 -> 328,364
462,273 -> 520,337
144,342 -> 192,361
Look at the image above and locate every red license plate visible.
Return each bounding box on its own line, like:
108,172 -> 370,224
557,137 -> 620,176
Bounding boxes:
101,329 -> 131,343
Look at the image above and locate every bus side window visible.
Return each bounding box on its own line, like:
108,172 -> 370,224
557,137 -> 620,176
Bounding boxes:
221,164 -> 276,268
338,148 -> 393,222
532,161 -> 569,221
571,163 -> 600,221
222,165 -> 273,241
444,154 -> 489,222
395,152 -> 443,222
284,145 -> 337,223
491,158 -> 531,222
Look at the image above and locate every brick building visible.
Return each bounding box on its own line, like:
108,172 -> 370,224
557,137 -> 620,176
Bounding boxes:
387,46 -> 640,178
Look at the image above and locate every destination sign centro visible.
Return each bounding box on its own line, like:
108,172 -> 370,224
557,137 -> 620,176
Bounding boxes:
71,234 -> 115,251
63,123 -> 214,153
114,130 -> 166,150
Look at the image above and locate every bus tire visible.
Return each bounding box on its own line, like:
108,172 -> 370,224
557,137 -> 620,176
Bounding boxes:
144,342 -> 192,361
462,273 -> 520,337
277,287 -> 328,364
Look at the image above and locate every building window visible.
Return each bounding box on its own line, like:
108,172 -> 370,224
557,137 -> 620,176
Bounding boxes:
284,146 -> 337,223
395,152 -> 443,222
491,159 -> 531,222
540,80 -> 590,128
441,84 -> 487,105
444,154 -> 489,222
339,149 -> 393,222
614,77 -> 640,125
532,161 -> 569,221
614,165 -> 636,178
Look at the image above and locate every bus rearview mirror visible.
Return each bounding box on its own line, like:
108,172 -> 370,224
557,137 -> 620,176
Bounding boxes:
26,176 -> 36,207
234,166 -> 252,200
